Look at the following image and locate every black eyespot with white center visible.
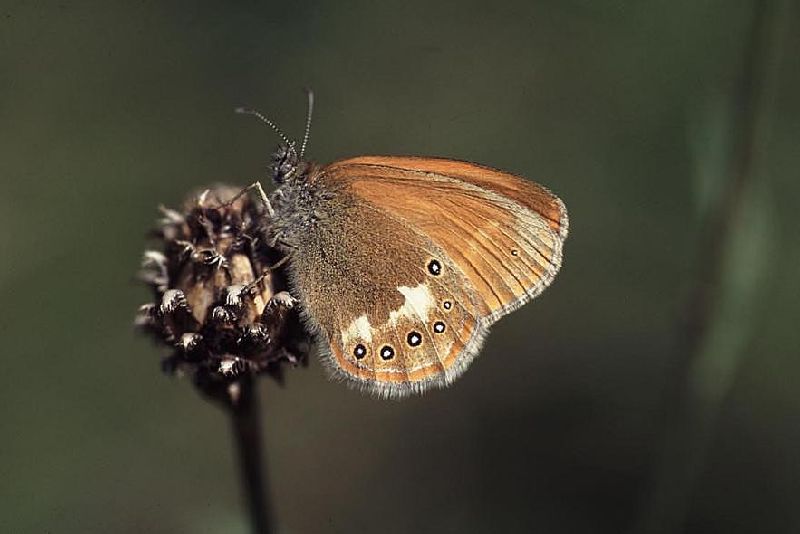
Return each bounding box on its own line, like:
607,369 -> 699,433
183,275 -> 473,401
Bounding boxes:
511,249 -> 519,256
353,343 -> 367,359
433,321 -> 446,334
380,345 -> 395,360
427,259 -> 442,276
442,300 -> 452,311
406,331 -> 422,347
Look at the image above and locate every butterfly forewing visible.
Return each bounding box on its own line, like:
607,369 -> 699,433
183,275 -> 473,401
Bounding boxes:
326,157 -> 568,324
332,156 -> 567,234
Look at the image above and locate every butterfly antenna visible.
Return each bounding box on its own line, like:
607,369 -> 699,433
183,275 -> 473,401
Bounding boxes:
234,106 -> 297,157
299,88 -> 315,158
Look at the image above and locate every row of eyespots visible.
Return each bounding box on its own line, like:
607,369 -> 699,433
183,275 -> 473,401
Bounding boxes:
352,321 -> 448,360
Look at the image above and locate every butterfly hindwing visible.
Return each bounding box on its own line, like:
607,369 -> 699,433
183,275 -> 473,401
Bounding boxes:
281,184 -> 485,397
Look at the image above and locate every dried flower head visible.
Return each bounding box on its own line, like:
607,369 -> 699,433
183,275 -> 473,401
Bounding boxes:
136,185 -> 308,406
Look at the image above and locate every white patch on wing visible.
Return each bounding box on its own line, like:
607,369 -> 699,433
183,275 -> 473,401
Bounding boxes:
390,283 -> 435,324
342,314 -> 373,345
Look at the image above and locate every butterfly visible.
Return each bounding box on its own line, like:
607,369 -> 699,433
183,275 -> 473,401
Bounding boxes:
238,92 -> 568,398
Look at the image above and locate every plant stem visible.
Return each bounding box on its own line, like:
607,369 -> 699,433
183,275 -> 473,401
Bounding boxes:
230,376 -> 273,534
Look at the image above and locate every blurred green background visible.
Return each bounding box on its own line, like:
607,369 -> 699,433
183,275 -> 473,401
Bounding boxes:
1,1 -> 798,533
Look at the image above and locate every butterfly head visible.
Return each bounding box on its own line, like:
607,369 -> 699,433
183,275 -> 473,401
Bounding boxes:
236,89 -> 315,186
270,143 -> 300,184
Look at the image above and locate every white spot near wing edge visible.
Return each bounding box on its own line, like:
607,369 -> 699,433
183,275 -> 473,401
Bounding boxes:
342,314 -> 373,345
391,283 -> 435,324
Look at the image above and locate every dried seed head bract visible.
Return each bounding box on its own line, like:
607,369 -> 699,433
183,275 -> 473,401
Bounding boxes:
136,185 -> 309,406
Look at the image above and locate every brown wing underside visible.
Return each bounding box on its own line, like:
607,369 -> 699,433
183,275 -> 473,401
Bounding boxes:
299,156 -> 568,397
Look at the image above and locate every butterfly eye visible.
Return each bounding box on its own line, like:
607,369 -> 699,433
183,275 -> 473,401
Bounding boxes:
271,144 -> 299,184
433,321 -> 446,334
427,259 -> 442,276
380,345 -> 395,360
353,344 -> 367,359
406,331 -> 422,347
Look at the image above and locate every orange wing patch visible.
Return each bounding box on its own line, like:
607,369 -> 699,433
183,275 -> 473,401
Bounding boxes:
330,156 -> 567,235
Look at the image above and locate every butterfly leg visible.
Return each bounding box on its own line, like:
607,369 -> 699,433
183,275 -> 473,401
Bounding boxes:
250,181 -> 274,217
218,181 -> 275,217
